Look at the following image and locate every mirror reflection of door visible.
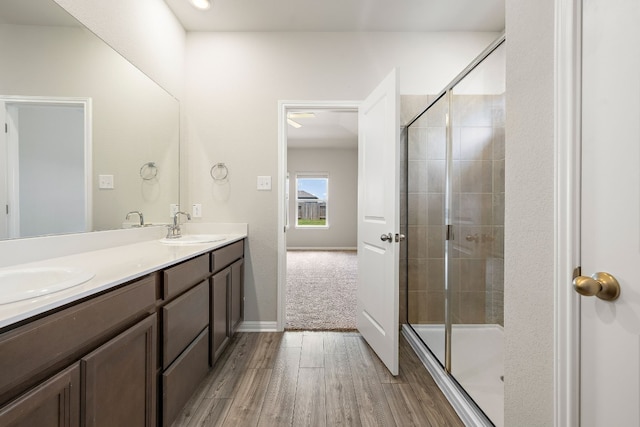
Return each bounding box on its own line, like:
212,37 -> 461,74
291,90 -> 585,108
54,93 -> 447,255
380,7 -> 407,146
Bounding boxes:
1,99 -> 89,239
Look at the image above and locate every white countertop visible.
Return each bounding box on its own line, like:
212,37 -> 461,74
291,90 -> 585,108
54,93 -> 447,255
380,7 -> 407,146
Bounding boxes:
0,225 -> 247,330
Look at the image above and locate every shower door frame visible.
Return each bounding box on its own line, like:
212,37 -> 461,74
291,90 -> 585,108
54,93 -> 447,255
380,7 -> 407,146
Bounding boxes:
404,33 -> 506,426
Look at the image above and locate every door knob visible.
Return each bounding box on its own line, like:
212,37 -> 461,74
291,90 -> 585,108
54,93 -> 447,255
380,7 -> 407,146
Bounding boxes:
395,233 -> 406,242
380,233 -> 393,242
573,272 -> 620,301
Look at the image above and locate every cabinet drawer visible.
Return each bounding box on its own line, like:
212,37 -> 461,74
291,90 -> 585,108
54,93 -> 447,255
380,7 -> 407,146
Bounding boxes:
162,328 -> 209,427
212,240 -> 243,273
0,275 -> 156,406
163,254 -> 210,299
162,281 -> 209,368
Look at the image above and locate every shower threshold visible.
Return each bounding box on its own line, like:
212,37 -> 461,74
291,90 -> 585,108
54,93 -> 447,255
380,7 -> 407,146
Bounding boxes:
403,324 -> 504,427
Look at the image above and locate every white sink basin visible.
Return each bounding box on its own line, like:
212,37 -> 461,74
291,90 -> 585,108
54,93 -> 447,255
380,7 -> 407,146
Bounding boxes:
0,267 -> 95,305
159,234 -> 226,245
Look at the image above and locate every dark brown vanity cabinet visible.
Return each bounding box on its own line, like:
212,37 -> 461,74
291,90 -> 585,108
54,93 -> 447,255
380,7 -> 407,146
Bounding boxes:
82,314 -> 157,427
0,364 -> 80,427
0,238 -> 245,427
0,274 -> 158,427
210,267 -> 229,362
229,258 -> 244,335
210,240 -> 244,364
160,257 -> 211,427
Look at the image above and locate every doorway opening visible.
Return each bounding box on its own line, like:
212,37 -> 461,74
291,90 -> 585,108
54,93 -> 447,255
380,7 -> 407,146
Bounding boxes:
278,101 -> 360,331
0,96 -> 91,239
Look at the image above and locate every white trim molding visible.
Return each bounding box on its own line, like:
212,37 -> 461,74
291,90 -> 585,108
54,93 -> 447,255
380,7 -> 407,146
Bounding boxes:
236,321 -> 278,333
276,100 -> 360,332
554,0 -> 582,425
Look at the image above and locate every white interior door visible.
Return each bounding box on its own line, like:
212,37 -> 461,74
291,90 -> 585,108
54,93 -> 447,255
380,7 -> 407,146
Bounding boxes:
579,0 -> 640,424
357,69 -> 400,375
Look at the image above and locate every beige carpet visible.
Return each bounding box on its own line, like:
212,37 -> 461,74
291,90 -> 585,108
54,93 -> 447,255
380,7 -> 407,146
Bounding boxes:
286,250 -> 357,330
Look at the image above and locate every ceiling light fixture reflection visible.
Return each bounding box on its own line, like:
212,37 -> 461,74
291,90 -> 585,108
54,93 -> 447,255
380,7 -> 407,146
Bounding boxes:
287,118 -> 302,128
288,112 -> 316,119
189,0 -> 211,10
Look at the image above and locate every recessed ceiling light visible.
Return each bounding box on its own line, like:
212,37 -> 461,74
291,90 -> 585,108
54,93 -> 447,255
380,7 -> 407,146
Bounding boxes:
189,0 -> 211,10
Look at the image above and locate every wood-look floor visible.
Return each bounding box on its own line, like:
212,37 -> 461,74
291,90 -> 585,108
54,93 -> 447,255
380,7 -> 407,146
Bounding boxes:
172,331 -> 464,427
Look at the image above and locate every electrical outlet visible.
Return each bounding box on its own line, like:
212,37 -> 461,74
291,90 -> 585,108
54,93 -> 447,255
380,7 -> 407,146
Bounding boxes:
257,176 -> 272,191
169,204 -> 179,217
98,174 -> 114,189
192,203 -> 202,218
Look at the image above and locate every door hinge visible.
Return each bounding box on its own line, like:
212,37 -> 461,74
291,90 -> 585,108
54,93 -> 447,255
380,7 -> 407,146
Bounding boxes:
4,123 -> 7,133
5,205 -> 8,215
446,224 -> 454,240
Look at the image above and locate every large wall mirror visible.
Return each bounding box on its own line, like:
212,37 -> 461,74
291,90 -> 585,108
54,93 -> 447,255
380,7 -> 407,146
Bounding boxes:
0,0 -> 179,239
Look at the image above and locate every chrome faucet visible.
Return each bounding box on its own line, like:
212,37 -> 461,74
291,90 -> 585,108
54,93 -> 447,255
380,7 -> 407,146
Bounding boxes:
166,211 -> 191,239
125,211 -> 144,227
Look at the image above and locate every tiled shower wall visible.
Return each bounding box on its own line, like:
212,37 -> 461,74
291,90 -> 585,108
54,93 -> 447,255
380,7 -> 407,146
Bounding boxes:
401,93 -> 505,327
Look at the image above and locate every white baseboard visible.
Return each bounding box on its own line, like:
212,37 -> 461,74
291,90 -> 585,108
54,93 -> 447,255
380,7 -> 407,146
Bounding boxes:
286,247 -> 357,251
236,321 -> 278,332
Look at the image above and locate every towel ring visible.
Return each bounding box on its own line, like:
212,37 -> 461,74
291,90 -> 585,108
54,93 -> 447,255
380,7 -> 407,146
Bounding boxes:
210,162 -> 229,181
140,162 -> 158,180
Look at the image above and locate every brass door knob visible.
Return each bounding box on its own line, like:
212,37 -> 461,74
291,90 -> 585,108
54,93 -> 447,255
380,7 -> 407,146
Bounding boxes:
573,272 -> 620,301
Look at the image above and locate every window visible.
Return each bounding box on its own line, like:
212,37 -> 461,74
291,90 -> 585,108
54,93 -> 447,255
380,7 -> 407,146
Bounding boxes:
296,174 -> 328,228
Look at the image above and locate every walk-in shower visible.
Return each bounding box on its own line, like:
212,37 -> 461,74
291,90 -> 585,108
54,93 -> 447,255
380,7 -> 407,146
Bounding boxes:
402,35 -> 505,427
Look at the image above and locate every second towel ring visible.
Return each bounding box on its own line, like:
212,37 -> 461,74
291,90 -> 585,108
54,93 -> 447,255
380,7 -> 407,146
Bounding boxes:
140,162 -> 158,180
210,162 -> 229,181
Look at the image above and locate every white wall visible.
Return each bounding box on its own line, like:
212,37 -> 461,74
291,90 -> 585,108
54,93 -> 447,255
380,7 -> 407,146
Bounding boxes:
504,0 -> 555,424
286,147 -> 357,249
184,31 -> 499,323
53,0 -> 185,99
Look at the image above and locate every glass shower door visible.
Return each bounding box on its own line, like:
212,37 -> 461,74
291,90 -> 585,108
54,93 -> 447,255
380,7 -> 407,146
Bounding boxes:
406,93 -> 449,367
449,42 -> 505,425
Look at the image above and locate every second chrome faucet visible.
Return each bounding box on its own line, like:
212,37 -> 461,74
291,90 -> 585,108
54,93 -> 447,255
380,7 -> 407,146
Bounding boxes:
166,211 -> 191,239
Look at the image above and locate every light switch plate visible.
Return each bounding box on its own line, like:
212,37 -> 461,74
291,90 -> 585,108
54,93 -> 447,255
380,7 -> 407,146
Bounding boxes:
257,176 -> 272,191
192,203 -> 202,218
98,174 -> 114,189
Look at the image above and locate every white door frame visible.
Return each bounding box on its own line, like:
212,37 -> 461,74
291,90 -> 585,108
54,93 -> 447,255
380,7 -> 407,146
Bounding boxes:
0,96 -> 93,236
277,100 -> 360,331
554,0 -> 582,425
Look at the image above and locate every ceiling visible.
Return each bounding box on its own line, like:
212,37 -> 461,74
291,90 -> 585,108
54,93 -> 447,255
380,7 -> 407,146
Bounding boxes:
164,0 -> 505,33
287,110 -> 358,149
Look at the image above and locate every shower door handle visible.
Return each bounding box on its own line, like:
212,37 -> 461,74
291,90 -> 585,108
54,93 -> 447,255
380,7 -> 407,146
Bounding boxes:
380,233 -> 393,242
573,271 -> 621,301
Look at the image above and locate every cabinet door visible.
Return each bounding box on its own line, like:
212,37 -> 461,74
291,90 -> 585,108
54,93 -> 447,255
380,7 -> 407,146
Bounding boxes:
229,259 -> 244,335
210,268 -> 229,364
82,314 -> 156,427
0,363 -> 80,427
